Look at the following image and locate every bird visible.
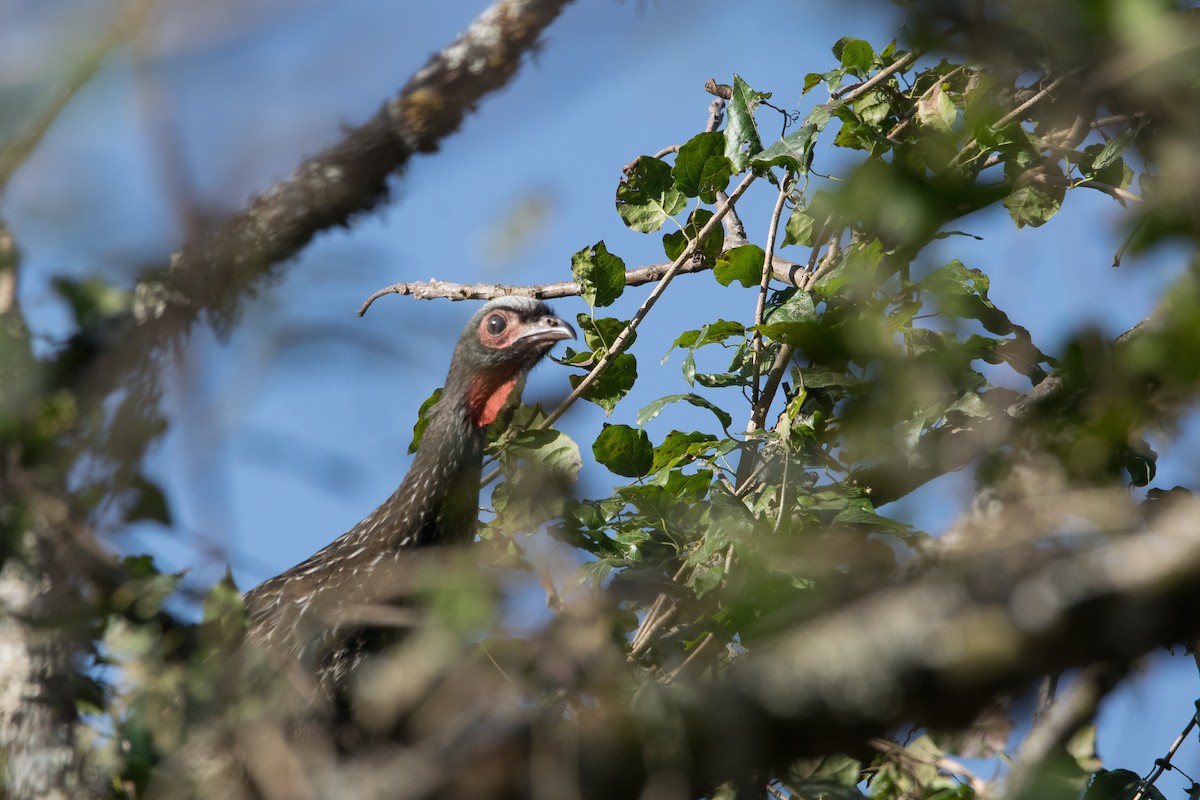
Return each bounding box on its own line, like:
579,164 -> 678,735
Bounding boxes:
242,295 -> 575,697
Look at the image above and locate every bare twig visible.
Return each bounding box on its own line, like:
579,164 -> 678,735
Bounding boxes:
119,0 -> 574,359
800,233 -> 842,292
665,633 -> 720,683
704,79 -> 732,100
1131,703 -> 1200,800
629,561 -> 690,658
622,146 -> 680,175
359,253 -> 805,315
540,172 -> 757,428
750,178 -> 792,408
706,98 -> 726,133
832,51 -> 920,102
951,73 -> 1073,168
887,65 -> 968,141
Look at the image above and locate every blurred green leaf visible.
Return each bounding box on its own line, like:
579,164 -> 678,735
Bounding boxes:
126,475 -> 171,525
1084,769 -> 1163,800
916,82 -> 957,131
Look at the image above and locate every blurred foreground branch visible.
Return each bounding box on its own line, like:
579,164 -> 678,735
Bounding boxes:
104,0 -> 574,389
189,494 -> 1200,800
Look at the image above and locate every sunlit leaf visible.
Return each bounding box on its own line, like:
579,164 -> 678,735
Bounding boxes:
571,241 -> 626,307
674,131 -> 734,203
616,155 -> 687,232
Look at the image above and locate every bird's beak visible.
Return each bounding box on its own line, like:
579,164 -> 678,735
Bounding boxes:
514,315 -> 577,346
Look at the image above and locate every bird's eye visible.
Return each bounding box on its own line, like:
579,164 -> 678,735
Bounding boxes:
486,314 -> 507,336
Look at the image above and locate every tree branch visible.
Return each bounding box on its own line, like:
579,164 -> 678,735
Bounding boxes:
541,171 -> 757,428
111,0 -> 573,374
358,252 -> 805,313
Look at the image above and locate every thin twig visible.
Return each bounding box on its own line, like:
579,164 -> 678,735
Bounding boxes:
629,560 -> 691,658
358,252 -> 804,315
887,65 -> 968,141
951,73 -> 1072,168
1131,703 -> 1200,800
751,178 -> 793,408
540,171 -> 757,429
833,51 -> 920,102
664,632 -> 719,683
800,234 -> 842,292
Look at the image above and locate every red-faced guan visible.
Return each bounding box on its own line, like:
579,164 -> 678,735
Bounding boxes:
243,296 -> 575,694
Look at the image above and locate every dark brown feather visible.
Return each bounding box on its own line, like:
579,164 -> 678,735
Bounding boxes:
242,296 -> 574,694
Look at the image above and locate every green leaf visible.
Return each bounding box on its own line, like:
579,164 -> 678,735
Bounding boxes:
663,208 -> 723,265
126,475 -> 171,525
1121,438 -> 1157,487
577,315 -> 634,353
201,568 -> 247,646
916,82 -> 957,131
1084,769 -> 1164,800
506,428 -> 582,481
616,155 -> 687,233
767,290 -> 817,323
796,368 -> 862,389
637,393 -> 733,432
725,74 -> 766,170
51,275 -> 131,329
1004,162 -> 1066,229
571,241 -> 626,307
802,72 -> 823,94
651,430 -> 719,473
782,208 -> 815,247
751,124 -> 820,174
853,90 -> 891,126
570,352 -> 636,415
1092,118 -> 1147,171
923,260 -> 1017,335
714,244 -> 766,287
674,131 -> 734,204
593,424 -> 654,478
834,37 -> 874,71
787,780 -> 864,800
668,320 -> 746,353
202,569 -> 245,624
409,388 -> 442,454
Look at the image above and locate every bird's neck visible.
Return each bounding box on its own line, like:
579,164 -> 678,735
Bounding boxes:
371,390 -> 489,549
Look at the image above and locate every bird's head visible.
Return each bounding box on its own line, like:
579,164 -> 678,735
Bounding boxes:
445,295 -> 576,428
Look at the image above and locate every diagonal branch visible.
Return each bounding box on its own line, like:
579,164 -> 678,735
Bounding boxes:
120,0 -> 575,353
541,171 -> 757,429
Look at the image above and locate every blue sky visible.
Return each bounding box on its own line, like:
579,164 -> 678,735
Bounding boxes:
3,0 -> 1197,791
